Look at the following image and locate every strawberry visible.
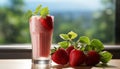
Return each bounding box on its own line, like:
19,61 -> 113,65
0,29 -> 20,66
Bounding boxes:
69,49 -> 86,67
85,50 -> 100,66
66,45 -> 74,55
51,48 -> 69,65
40,16 -> 53,30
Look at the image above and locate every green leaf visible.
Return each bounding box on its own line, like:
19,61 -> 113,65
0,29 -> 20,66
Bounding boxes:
50,47 -> 57,55
33,5 -> 42,15
58,41 -> 70,49
84,45 -> 92,51
80,45 -> 85,51
59,34 -> 69,40
99,51 -> 113,64
79,36 -> 90,44
50,49 -> 56,55
68,31 -> 78,39
24,10 -> 32,22
90,39 -> 104,52
40,7 -> 49,18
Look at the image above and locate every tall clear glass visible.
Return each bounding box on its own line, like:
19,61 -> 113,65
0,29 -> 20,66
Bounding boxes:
29,15 -> 54,64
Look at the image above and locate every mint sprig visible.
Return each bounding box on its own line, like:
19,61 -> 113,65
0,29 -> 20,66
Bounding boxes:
40,7 -> 49,18
24,10 -> 32,22
33,5 -> 42,15
25,4 -> 49,20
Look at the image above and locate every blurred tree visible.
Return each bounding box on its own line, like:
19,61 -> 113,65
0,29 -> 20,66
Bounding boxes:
0,0 -> 30,44
53,0 -> 115,44
91,0 -> 115,44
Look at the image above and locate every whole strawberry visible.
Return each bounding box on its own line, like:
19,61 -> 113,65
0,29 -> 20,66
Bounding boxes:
40,16 -> 53,30
85,50 -> 100,66
51,48 -> 69,65
69,49 -> 86,67
66,45 -> 74,55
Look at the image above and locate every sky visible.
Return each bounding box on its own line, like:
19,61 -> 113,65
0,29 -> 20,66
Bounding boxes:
0,0 -> 103,12
0,0 -> 8,5
24,0 -> 102,12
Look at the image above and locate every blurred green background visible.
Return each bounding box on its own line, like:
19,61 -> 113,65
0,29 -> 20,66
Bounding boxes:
0,0 -> 115,44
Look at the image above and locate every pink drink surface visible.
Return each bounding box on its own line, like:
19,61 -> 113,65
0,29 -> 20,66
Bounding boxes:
29,16 -> 53,60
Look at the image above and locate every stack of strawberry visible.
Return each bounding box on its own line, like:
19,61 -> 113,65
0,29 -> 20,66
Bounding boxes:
51,31 -> 112,67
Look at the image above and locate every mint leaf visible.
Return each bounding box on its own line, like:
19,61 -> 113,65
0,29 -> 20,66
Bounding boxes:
58,41 -> 70,49
24,10 -> 32,22
59,34 -> 69,40
26,5 -> 50,19
90,39 -> 104,52
33,5 -> 42,15
40,7 -> 49,18
68,31 -> 78,39
99,51 -> 112,64
79,36 -> 90,45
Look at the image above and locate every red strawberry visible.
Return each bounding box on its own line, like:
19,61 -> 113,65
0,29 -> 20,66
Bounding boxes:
51,48 -> 69,65
69,49 -> 86,67
40,16 -> 53,30
85,50 -> 100,66
66,45 -> 74,55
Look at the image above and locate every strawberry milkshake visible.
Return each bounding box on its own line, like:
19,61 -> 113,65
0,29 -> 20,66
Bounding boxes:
29,5 -> 54,64
30,15 -> 54,64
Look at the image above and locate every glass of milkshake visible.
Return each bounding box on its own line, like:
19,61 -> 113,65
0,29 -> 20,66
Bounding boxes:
29,6 -> 54,64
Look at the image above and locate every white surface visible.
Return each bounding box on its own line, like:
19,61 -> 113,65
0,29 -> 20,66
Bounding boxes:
0,44 -> 119,49
0,59 -> 119,69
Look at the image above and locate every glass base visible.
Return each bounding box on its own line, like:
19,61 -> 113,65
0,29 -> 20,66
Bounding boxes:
32,62 -> 51,69
32,59 -> 51,69
32,60 -> 50,64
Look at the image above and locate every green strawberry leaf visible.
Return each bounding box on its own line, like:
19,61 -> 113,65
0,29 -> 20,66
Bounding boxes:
50,47 -> 57,55
58,41 -> 70,49
68,31 -> 78,39
84,45 -> 92,51
40,7 -> 49,18
33,5 -> 42,15
90,39 -> 104,52
79,36 -> 90,45
59,34 -> 69,40
80,44 -> 86,51
50,49 -> 56,55
99,51 -> 113,64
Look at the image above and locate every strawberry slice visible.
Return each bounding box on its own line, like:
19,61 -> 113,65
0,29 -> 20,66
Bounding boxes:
40,16 -> 53,30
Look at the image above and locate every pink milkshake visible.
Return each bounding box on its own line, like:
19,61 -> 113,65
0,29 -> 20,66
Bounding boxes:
30,15 -> 54,64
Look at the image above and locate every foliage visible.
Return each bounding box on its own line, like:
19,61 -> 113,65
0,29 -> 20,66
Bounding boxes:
0,0 -> 115,44
0,0 -> 30,44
